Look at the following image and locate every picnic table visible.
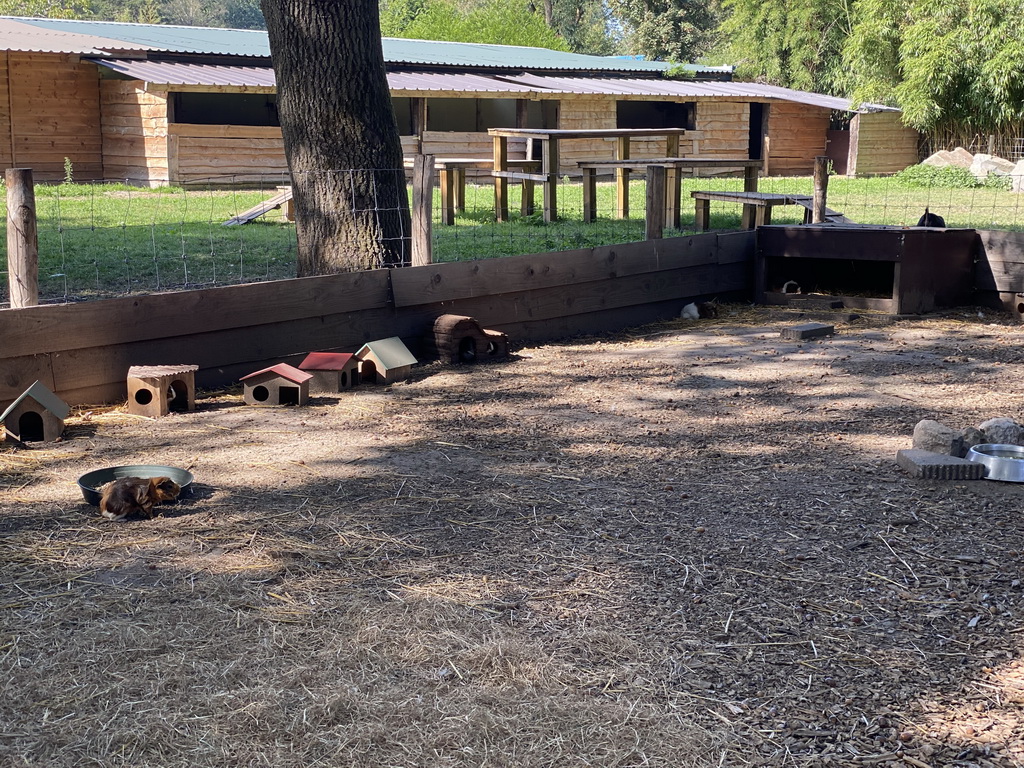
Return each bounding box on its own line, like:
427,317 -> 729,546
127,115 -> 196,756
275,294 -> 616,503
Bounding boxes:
405,156 -> 540,225
488,127 -> 690,223
577,157 -> 763,227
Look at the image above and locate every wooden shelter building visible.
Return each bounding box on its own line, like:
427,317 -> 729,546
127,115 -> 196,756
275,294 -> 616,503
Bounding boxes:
0,16 -> 920,184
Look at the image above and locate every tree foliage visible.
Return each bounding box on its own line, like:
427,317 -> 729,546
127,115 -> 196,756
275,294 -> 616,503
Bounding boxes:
711,0 -> 850,93
609,0 -> 719,63
844,0 -> 1024,135
381,0 -> 569,51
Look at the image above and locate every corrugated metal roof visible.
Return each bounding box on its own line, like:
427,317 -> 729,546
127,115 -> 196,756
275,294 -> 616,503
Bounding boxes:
2,16 -> 728,75
95,60 -> 540,93
381,38 -> 667,72
0,17 -> 155,54
6,16 -> 270,56
92,59 -> 894,115
96,58 -> 276,87
505,74 -> 900,113
388,71 -> 536,93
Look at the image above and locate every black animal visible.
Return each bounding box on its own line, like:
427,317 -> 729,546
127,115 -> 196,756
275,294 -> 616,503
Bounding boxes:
916,207 -> 946,228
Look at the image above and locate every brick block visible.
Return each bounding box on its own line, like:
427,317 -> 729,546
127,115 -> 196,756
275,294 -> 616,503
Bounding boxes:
780,322 -> 835,341
896,449 -> 985,480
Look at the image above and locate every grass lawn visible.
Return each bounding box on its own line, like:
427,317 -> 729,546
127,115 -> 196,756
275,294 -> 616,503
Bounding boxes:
2,174 -> 1023,305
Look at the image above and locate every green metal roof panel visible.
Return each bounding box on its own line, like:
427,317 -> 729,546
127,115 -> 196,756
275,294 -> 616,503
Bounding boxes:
2,16 -> 729,75
0,380 -> 70,422
380,38 -> 667,72
10,16 -> 270,56
358,337 -> 418,371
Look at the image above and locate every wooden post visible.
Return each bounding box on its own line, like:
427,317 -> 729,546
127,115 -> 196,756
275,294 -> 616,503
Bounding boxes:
812,156 -> 829,224
645,165 -> 666,240
411,155 -> 434,266
541,137 -> 558,223
493,134 -> 508,222
615,136 -> 630,219
7,168 -> 39,308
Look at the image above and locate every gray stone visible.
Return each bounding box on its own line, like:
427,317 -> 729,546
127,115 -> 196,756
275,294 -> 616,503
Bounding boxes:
913,419 -> 965,457
960,426 -> 985,452
970,153 -> 1017,179
978,417 -> 1023,446
780,322 -> 834,340
896,449 -> 986,480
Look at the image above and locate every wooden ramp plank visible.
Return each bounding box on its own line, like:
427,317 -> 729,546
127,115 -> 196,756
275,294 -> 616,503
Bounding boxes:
223,187 -> 292,226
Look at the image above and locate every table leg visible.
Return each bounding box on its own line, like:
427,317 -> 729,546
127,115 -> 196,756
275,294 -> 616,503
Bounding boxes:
582,167 -> 596,223
493,135 -> 508,222
744,165 -> 759,193
521,179 -> 535,217
455,168 -> 466,213
542,138 -> 558,223
741,203 -> 756,229
439,167 -> 455,226
615,136 -> 630,219
695,198 -> 710,233
665,167 -> 681,229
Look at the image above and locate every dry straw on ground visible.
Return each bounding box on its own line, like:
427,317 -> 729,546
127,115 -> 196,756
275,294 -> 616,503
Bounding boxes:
2,306 -> 1023,767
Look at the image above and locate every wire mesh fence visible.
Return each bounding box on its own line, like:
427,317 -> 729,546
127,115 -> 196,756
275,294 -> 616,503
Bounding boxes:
2,166 -> 1024,308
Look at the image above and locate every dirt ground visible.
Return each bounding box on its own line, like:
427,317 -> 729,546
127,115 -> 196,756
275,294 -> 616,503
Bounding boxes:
2,305 -> 1023,767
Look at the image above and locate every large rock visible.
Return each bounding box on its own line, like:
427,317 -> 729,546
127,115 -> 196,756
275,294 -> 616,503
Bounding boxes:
960,426 -> 985,452
922,150 -> 959,168
1011,159 -> 1024,194
913,419 -> 966,457
970,153 -> 1017,179
950,147 -> 975,167
978,417 -> 1023,446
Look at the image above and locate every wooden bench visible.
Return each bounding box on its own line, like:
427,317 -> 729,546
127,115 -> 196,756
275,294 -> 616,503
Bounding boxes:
405,156 -> 540,224
578,157 -> 763,227
690,190 -> 850,231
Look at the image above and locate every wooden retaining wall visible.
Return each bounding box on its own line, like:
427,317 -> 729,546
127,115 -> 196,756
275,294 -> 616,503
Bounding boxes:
0,232 -> 753,410
976,230 -> 1024,313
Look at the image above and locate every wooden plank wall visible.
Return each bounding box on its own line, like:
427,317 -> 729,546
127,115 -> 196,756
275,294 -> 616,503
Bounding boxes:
765,101 -> 829,175
849,112 -> 920,176
100,80 -> 170,186
0,231 -> 754,410
0,53 -> 13,170
6,52 -> 102,181
169,124 -> 289,183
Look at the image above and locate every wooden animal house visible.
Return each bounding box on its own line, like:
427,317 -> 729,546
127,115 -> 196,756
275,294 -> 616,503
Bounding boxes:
240,364 -> 312,406
127,364 -> 199,417
298,352 -> 360,393
1,380 -> 70,442
432,314 -> 510,364
356,338 -> 418,385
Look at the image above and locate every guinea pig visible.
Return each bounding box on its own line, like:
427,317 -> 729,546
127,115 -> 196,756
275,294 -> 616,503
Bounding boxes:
100,476 -> 181,521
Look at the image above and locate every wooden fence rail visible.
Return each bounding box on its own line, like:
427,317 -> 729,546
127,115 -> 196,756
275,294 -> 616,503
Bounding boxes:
0,231 -> 754,409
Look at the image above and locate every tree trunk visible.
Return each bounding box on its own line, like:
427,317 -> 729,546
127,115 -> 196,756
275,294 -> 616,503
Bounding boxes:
261,0 -> 411,275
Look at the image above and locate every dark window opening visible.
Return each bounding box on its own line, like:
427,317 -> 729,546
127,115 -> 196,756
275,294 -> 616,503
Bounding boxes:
616,100 -> 695,130
252,385 -> 270,402
749,103 -> 765,160
392,97 -> 416,136
172,92 -> 279,126
279,386 -> 300,406
426,98 -> 517,132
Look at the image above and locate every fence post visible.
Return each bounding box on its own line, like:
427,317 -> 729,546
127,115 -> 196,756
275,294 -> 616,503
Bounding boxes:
645,165 -> 666,240
812,156 -> 829,224
7,167 -> 39,308
411,154 -> 434,266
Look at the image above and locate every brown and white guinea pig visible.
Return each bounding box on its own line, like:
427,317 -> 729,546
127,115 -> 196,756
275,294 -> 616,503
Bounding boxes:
100,476 -> 181,522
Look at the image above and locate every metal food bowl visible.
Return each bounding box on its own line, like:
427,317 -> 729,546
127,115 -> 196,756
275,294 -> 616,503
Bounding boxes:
965,444 -> 1024,483
78,465 -> 194,506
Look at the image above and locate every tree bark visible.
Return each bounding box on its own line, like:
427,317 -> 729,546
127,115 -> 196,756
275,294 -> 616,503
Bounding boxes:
261,0 -> 411,275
